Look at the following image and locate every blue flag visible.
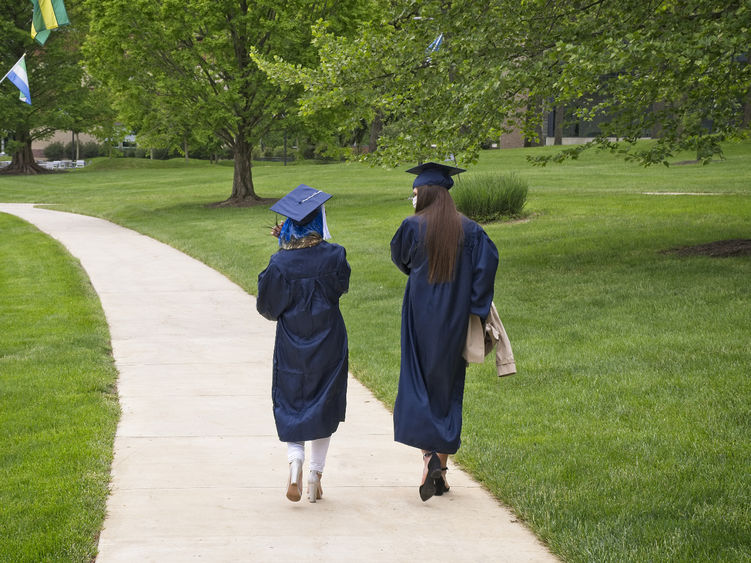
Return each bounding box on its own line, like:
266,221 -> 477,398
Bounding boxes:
427,33 -> 444,52
2,55 -> 32,105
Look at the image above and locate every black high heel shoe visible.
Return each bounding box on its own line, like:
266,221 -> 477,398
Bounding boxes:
434,467 -> 450,496
419,452 -> 442,502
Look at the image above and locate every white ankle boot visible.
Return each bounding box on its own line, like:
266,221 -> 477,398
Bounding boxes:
286,459 -> 303,502
307,470 -> 323,503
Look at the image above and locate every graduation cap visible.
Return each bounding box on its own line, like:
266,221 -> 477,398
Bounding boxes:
406,162 -> 466,189
269,184 -> 332,224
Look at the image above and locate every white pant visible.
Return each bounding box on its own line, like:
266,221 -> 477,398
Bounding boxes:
287,436 -> 331,473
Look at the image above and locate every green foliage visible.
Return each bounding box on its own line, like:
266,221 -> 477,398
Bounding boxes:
453,172 -> 528,222
261,0 -> 751,168
44,141 -> 107,161
82,0 -> 370,199
270,145 -> 290,160
79,141 -> 105,159
43,142 -> 66,160
0,3 -> 115,168
189,141 -> 232,162
0,214 -> 118,561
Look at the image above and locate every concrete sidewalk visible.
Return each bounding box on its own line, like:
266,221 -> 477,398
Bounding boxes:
1,203 -> 557,562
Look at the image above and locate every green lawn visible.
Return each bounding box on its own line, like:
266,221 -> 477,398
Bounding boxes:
1,141 -> 750,561
0,213 -> 119,562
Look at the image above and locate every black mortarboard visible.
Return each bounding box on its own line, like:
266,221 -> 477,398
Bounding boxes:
269,184 -> 332,224
406,162 -> 466,189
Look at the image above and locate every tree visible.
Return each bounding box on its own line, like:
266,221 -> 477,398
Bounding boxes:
82,0 -> 367,205
261,0 -> 751,167
0,3 -> 105,174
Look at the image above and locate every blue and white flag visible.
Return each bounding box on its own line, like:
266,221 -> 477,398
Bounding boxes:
426,33 -> 444,53
2,55 -> 32,105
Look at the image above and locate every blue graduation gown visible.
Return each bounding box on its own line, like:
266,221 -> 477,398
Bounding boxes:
257,242 -> 350,442
391,215 -> 498,454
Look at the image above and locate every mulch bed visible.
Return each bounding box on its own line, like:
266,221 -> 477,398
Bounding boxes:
662,239 -> 751,258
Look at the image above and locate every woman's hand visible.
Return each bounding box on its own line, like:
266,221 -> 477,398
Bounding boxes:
270,224 -> 282,238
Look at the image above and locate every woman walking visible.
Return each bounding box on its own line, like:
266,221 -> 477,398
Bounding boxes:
257,184 -> 350,503
391,162 -> 498,502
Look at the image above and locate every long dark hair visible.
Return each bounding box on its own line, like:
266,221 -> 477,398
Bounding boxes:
415,184 -> 464,283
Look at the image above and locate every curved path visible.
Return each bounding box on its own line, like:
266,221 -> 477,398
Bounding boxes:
0,204 -> 557,562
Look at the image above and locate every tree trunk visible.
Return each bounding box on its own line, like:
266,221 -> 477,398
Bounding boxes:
523,126 -> 545,147
369,110 -> 383,153
1,135 -> 48,175
742,54 -> 750,129
184,136 -> 189,161
523,100 -> 545,147
554,105 -> 564,145
651,102 -> 665,138
225,135 -> 258,204
75,132 -> 80,161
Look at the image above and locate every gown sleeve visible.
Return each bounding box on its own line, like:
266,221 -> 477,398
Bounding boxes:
336,247 -> 351,295
256,260 -> 291,321
469,229 -> 499,319
390,219 -> 415,275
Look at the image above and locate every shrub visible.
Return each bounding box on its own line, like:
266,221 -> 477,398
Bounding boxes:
452,172 -> 528,222
216,146 -> 232,160
298,143 -> 316,160
150,148 -> 172,160
43,142 -> 66,160
80,141 -> 103,159
63,142 -> 79,160
192,143 -> 231,161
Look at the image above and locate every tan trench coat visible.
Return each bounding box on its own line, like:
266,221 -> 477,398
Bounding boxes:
462,302 -> 516,376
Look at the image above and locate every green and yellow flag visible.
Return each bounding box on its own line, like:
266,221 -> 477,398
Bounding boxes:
30,0 -> 70,45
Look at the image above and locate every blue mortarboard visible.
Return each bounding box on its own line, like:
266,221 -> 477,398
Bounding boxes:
406,162 -> 466,189
269,184 -> 333,224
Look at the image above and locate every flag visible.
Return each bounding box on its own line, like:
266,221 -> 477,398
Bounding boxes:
30,0 -> 70,45
425,33 -> 443,64
426,33 -> 444,53
2,55 -> 32,105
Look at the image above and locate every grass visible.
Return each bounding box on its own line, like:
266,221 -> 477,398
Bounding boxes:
0,213 -> 119,562
1,141 -> 750,561
452,171 -> 529,221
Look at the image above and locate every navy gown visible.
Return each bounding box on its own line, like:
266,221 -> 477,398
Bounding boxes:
391,215 -> 498,454
257,241 -> 350,442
